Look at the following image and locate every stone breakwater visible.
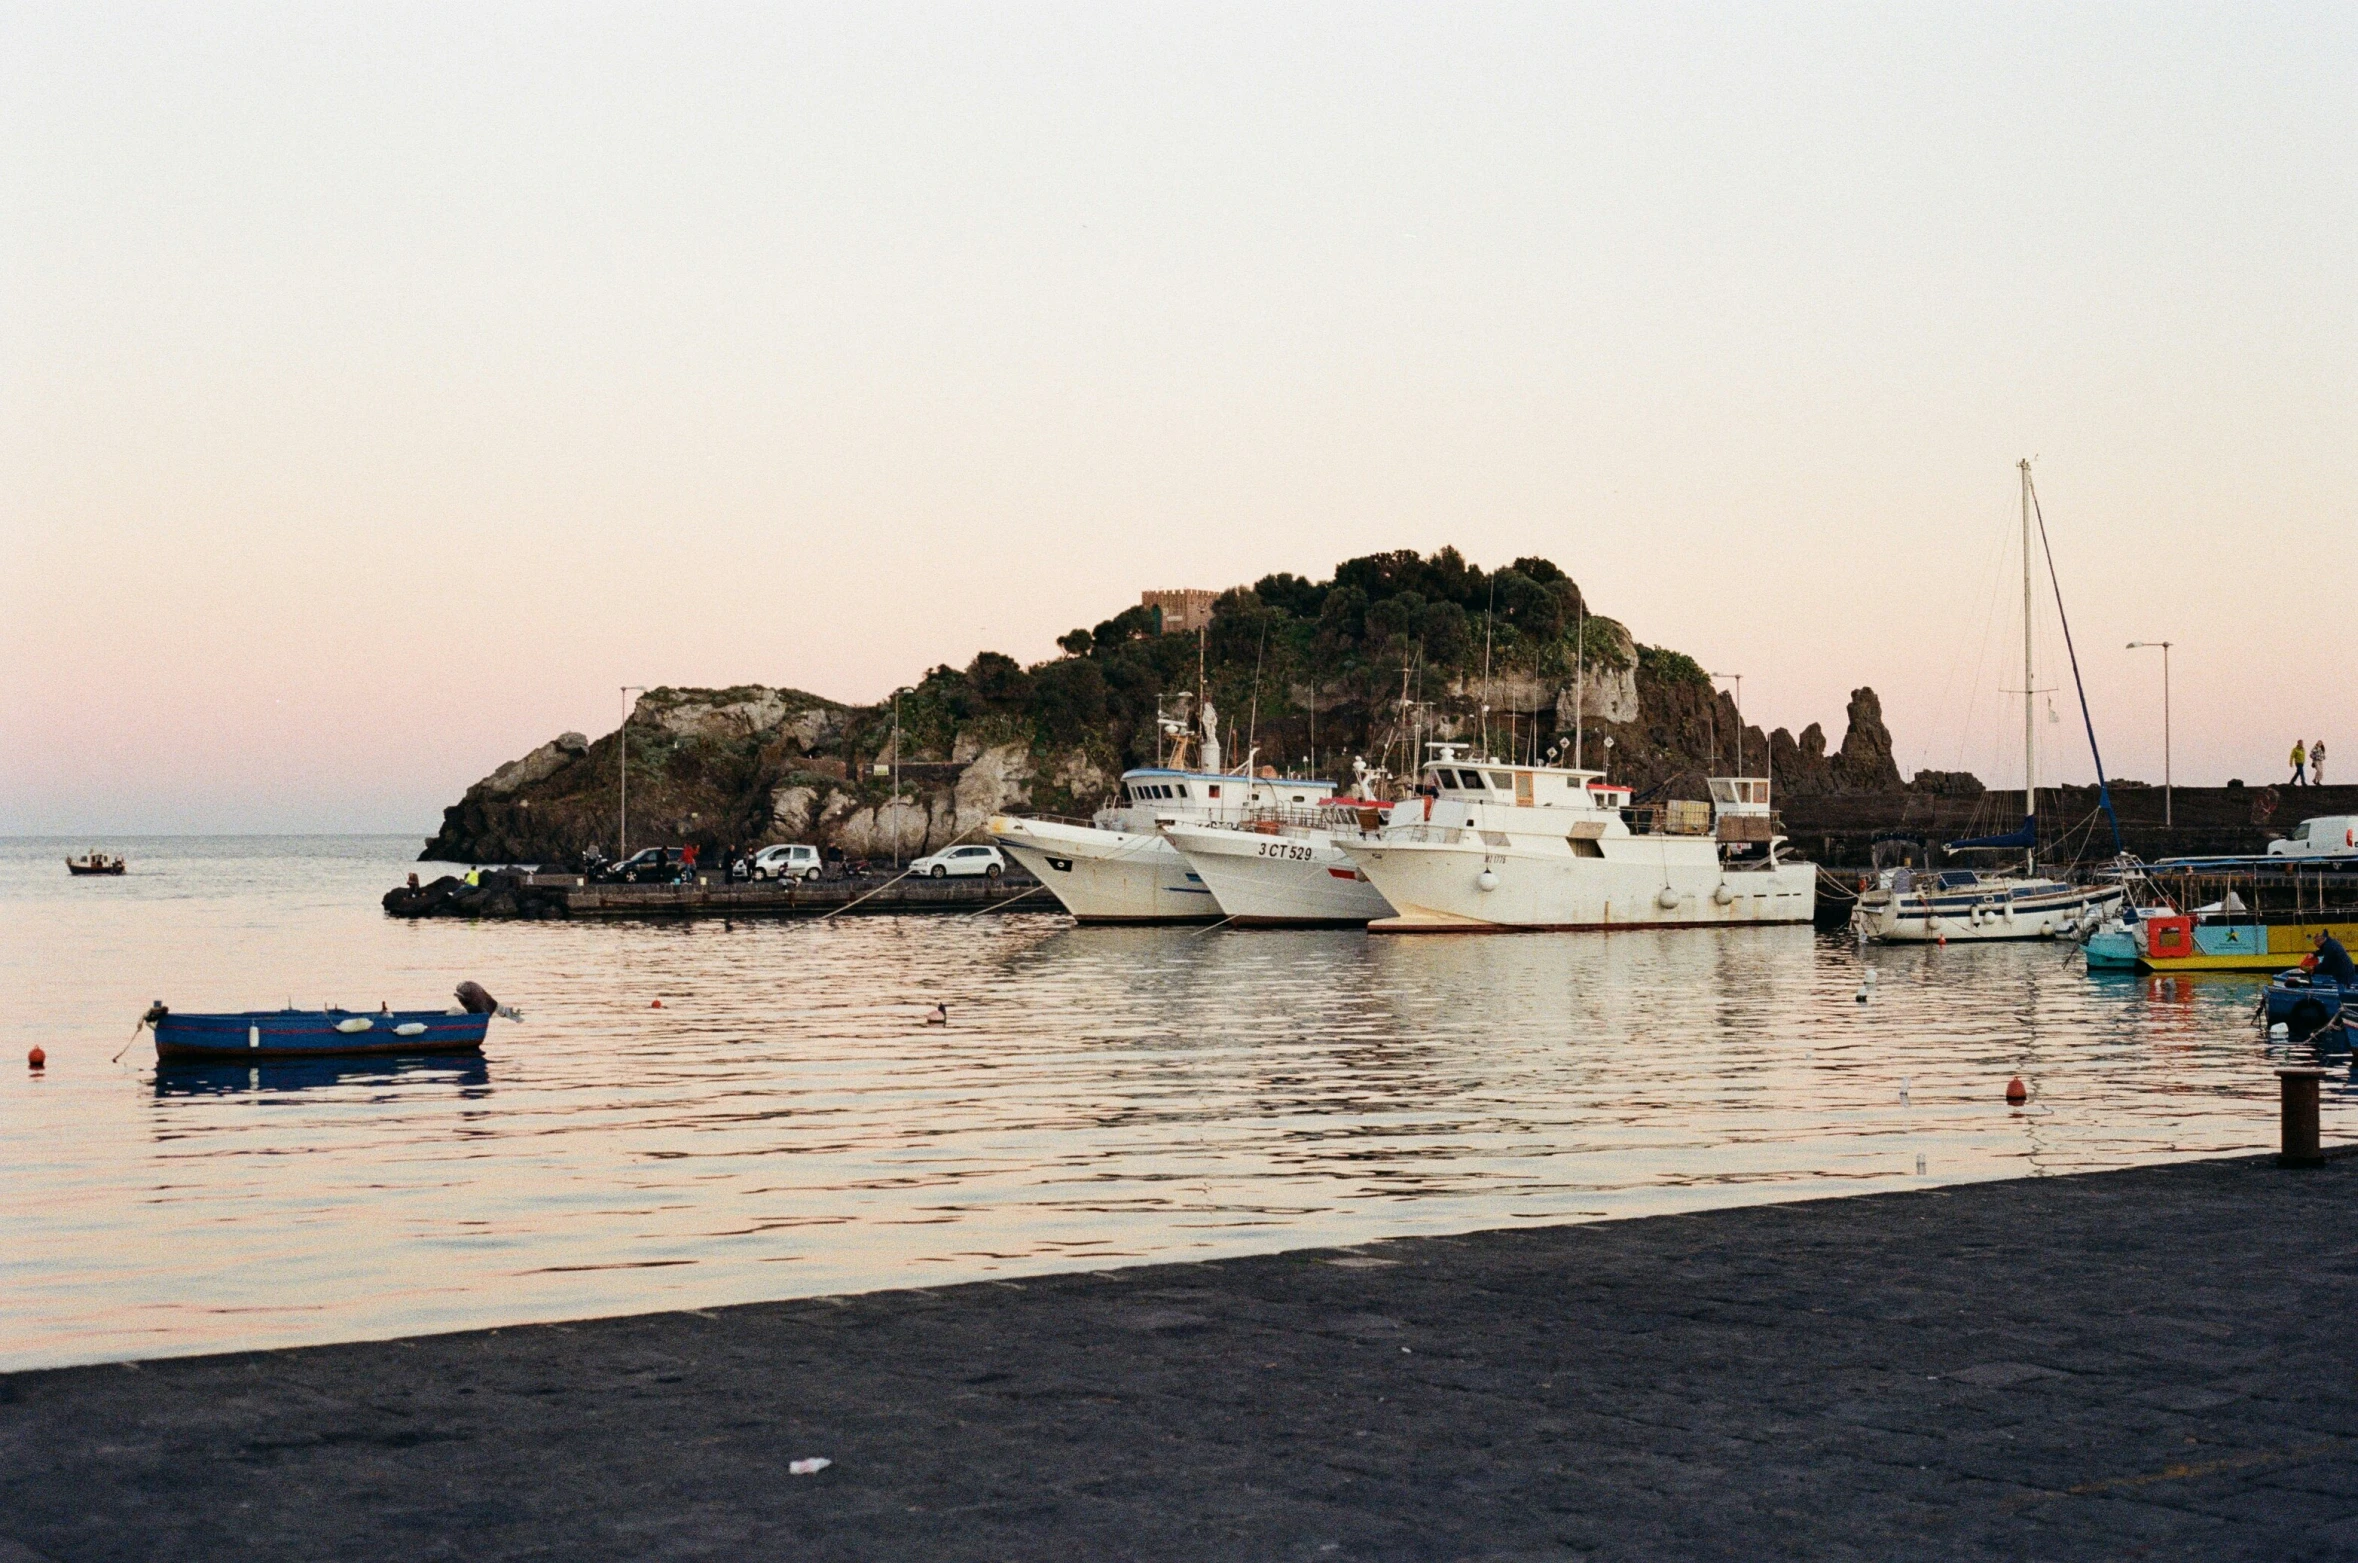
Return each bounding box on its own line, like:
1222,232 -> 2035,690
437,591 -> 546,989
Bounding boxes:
6,1153 -> 2357,1560
385,867 -> 1044,920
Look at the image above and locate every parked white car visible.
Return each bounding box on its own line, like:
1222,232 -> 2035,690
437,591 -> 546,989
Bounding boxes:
2269,816 -> 2358,858
751,843 -> 823,881
908,845 -> 1007,879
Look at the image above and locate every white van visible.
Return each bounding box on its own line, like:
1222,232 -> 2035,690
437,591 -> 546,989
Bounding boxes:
751,843 -> 823,881
2268,817 -> 2358,858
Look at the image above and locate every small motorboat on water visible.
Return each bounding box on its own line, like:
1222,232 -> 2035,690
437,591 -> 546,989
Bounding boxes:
142,981 -> 519,1061
67,851 -> 126,876
2263,971 -> 2350,1038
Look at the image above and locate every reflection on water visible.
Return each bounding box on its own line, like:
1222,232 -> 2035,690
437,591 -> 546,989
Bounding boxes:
2,835 -> 2347,1371
153,1054 -> 492,1099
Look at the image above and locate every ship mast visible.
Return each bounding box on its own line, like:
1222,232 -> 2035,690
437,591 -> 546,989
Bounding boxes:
2020,457 -> 2037,877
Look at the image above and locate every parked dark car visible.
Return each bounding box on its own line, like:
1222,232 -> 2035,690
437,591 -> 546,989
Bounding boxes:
598,847 -> 691,884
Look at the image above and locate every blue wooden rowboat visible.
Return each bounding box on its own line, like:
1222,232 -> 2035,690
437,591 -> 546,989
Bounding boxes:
2262,973 -> 2350,1037
151,1007 -> 491,1061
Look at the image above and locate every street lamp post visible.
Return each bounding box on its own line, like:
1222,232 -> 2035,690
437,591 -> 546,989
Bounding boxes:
619,685 -> 646,855
2125,643 -> 2172,829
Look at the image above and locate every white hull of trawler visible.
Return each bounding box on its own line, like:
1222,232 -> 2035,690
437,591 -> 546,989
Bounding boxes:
987,815 -> 1222,923
1851,882 -> 2121,943
1162,823 -> 1395,927
1346,836 -> 1816,932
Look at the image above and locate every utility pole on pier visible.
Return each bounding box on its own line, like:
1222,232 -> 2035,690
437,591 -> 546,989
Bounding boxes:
2126,641 -> 2174,828
619,686 -> 646,856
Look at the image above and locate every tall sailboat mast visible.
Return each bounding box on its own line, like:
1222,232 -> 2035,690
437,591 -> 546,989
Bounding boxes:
2019,457 -> 2037,877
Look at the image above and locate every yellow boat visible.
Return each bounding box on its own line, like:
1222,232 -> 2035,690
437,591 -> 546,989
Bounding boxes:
2136,914 -> 2358,973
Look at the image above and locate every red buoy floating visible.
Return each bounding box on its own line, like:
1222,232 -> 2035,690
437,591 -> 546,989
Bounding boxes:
651,999 -> 664,1009
2005,1076 -> 2027,1104
28,1045 -> 46,1070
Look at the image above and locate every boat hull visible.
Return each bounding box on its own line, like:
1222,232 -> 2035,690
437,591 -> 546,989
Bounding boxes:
1853,884 -> 2121,943
987,816 -> 1222,923
2138,918 -> 2358,973
2083,929 -> 2140,968
1163,822 -> 1395,927
153,1009 -> 490,1060
2265,973 -> 2350,1032
1346,836 -> 1816,932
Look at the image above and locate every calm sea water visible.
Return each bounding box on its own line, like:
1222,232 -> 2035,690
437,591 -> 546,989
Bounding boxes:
2,835 -> 2341,1372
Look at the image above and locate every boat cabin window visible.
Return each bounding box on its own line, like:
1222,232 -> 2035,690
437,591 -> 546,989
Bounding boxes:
1935,871 -> 1979,889
1488,772 -> 1512,791
1207,784 -> 1220,798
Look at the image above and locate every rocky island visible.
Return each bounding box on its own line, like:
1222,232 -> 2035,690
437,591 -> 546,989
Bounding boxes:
423,549 -> 1909,869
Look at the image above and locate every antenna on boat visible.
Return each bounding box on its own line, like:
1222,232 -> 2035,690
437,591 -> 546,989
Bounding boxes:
1245,611 -> 1268,764
1574,599 -> 1585,769
1481,576 -> 1495,759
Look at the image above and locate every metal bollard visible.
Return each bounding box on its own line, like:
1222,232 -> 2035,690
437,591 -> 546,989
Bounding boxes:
2278,1068 -> 2330,1168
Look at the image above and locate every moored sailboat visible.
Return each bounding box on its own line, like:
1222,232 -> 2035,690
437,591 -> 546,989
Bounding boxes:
1853,461 -> 2124,943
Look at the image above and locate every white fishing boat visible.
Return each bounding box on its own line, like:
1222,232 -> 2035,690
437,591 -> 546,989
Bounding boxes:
1853,461 -> 2125,943
1164,776 -> 1401,927
1343,747 -> 1816,932
988,699 -> 1340,923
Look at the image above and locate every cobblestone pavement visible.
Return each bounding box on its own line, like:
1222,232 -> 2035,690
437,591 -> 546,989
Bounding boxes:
5,1154 -> 2356,1560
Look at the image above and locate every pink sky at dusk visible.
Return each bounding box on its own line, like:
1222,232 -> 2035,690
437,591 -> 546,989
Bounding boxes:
4,3 -> 2351,834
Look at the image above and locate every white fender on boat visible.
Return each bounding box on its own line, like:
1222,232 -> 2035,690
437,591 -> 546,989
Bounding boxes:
1712,885 -> 1734,906
1476,869 -> 1499,893
2038,920 -> 2054,936
1656,887 -> 1681,910
394,1022 -> 426,1036
335,1017 -> 374,1033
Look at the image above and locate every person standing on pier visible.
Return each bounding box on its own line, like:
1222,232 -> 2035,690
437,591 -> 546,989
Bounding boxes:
2313,740 -> 2327,786
2289,739 -> 2309,785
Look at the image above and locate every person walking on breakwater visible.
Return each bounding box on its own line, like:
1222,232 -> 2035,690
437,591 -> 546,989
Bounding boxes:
2314,740 -> 2328,786
2290,739 -> 2309,786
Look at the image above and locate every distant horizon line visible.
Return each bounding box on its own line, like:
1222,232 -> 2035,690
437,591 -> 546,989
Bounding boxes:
2,830 -> 428,841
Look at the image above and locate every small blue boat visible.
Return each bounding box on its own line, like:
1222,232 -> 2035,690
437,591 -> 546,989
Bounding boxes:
151,1006 -> 491,1061
2263,973 -> 2350,1037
